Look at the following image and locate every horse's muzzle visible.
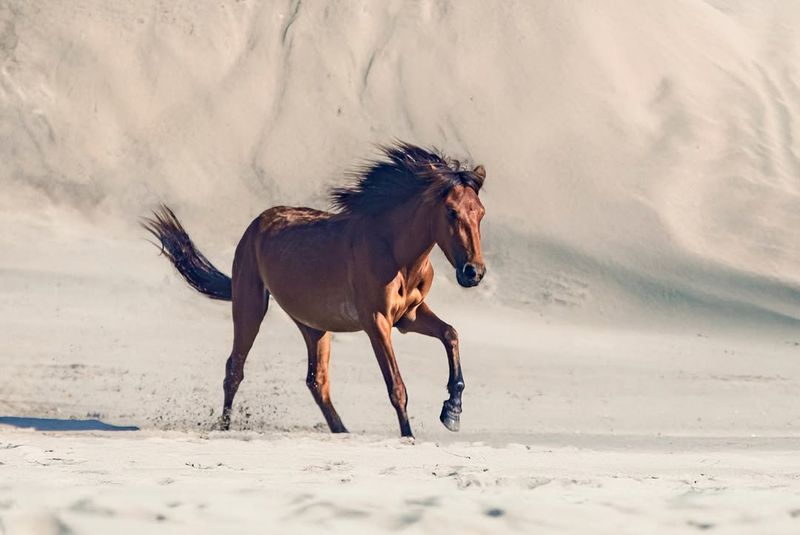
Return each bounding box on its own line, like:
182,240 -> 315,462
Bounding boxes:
456,262 -> 485,288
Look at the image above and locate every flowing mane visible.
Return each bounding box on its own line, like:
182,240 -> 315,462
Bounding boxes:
330,142 -> 484,215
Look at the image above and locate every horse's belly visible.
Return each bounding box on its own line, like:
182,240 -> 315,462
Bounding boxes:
262,257 -> 361,332
270,290 -> 362,332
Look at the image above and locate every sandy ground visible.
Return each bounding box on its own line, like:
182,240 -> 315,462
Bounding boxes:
4,0 -> 800,533
3,430 -> 800,535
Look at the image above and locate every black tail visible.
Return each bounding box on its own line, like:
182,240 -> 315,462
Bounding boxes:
142,205 -> 232,301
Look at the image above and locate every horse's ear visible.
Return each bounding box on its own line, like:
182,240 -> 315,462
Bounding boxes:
473,165 -> 486,184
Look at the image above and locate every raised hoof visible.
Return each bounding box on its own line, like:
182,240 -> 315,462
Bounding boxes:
440,401 -> 461,432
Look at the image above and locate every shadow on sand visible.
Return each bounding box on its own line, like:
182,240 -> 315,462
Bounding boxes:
0,416 -> 139,432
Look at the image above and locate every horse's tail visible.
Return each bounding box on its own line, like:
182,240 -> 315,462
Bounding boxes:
142,205 -> 232,301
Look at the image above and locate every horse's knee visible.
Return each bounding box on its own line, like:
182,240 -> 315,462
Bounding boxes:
389,383 -> 408,409
441,325 -> 459,350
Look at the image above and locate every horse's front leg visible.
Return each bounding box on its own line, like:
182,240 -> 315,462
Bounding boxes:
396,302 -> 464,432
365,313 -> 413,438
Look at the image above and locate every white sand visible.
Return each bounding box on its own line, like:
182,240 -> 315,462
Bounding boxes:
3,430 -> 800,535
3,1 -> 800,533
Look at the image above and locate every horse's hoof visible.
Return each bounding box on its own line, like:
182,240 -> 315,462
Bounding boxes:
440,401 -> 461,432
216,417 -> 231,431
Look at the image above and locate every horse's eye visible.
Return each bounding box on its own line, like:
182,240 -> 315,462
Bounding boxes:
447,208 -> 458,220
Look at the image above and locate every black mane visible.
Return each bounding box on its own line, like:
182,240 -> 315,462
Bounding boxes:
330,142 -> 483,215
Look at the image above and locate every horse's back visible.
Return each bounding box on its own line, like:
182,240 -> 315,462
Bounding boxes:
254,206 -> 336,235
249,205 -> 349,269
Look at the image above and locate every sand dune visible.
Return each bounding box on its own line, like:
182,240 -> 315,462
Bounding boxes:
4,0 -> 800,320
2,1 -> 800,533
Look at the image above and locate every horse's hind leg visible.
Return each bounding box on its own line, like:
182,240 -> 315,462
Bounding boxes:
293,320 -> 348,433
220,275 -> 269,430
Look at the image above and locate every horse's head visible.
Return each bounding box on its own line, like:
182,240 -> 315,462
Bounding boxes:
434,165 -> 487,288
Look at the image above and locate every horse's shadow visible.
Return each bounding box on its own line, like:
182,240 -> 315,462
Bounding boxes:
0,416 -> 139,432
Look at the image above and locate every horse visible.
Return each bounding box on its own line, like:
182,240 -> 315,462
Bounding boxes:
143,142 -> 486,437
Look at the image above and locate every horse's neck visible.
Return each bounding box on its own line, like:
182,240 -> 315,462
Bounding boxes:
379,199 -> 436,273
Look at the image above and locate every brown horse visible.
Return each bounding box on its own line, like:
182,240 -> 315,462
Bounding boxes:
143,142 -> 486,437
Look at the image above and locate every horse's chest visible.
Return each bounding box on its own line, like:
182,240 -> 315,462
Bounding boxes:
391,282 -> 427,323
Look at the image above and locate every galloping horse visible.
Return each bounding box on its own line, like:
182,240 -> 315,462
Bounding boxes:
143,142 -> 486,437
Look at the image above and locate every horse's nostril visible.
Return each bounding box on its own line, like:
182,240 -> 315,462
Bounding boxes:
463,263 -> 478,279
